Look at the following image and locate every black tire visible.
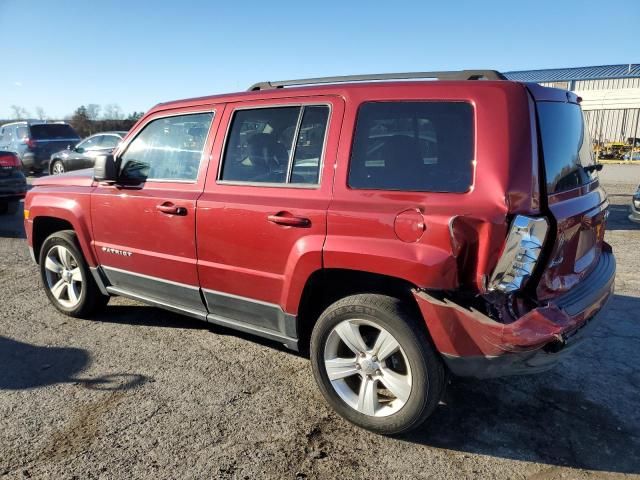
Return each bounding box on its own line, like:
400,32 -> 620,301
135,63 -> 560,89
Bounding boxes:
310,294 -> 445,435
39,230 -> 109,318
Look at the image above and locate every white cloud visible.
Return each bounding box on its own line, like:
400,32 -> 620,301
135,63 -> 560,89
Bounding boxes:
14,81 -> 22,87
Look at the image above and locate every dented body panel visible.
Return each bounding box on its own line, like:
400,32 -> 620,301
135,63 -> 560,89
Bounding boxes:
413,247 -> 615,377
325,82 -> 539,292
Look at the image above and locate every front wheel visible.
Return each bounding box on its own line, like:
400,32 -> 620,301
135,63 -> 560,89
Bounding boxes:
51,160 -> 65,175
310,294 -> 445,435
39,230 -> 109,317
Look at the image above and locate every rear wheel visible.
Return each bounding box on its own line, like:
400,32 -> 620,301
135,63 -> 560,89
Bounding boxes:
310,294 -> 445,435
51,160 -> 65,175
39,230 -> 109,317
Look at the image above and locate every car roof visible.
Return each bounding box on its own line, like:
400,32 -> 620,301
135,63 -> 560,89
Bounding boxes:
1,120 -> 72,127
91,131 -> 127,136
149,79 -> 570,115
151,80 -> 513,112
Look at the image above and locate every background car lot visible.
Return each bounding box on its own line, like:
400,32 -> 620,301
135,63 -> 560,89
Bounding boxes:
0,168 -> 639,479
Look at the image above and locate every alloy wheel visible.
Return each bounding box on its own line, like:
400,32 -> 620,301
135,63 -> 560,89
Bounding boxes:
323,319 -> 412,417
52,161 -> 65,175
44,245 -> 83,308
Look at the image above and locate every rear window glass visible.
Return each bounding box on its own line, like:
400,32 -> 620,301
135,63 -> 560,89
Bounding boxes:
537,102 -> 596,194
30,124 -> 79,140
348,102 -> 474,192
16,126 -> 28,139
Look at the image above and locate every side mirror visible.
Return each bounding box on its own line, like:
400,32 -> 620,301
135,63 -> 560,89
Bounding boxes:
94,154 -> 117,182
74,146 -> 85,154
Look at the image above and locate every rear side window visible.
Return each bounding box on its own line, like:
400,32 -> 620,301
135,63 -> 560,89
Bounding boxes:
120,112 -> 213,182
220,105 -> 330,185
348,102 -> 474,192
30,124 -> 79,140
537,102 -> 596,194
16,126 -> 28,140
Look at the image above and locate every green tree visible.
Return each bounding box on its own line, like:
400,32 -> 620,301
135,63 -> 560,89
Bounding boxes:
70,106 -> 92,137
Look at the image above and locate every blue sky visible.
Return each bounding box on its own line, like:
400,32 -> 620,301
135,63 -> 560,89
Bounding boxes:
1,0 -> 638,119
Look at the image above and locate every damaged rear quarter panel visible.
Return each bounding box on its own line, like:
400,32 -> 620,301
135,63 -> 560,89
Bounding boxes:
324,82 -> 539,291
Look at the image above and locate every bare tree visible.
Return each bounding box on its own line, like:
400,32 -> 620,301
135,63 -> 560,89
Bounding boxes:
35,106 -> 47,120
10,105 -> 29,120
102,103 -> 123,120
86,104 -> 101,121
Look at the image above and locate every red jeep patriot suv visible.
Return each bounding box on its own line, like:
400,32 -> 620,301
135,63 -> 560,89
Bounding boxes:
24,70 -> 615,434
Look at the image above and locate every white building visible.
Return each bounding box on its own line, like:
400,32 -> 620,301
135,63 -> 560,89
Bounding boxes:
506,64 -> 640,145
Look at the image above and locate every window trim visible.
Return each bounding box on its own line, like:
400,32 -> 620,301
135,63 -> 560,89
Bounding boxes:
346,100 -> 476,194
116,109 -> 216,184
216,102 -> 332,189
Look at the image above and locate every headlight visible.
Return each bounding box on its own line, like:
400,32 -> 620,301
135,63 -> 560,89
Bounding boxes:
488,215 -> 549,293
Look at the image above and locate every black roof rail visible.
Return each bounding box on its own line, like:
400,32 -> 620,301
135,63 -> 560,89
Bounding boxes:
248,70 -> 506,91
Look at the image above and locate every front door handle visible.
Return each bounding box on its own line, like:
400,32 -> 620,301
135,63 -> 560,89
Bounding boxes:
156,202 -> 187,216
267,212 -> 310,227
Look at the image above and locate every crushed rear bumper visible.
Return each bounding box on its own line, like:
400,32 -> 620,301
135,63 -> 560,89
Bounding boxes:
414,247 -> 615,378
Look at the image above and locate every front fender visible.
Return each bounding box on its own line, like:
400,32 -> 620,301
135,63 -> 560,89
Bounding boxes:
28,190 -> 96,266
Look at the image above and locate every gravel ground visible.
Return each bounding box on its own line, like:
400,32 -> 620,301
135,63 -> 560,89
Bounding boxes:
1,167 -> 639,479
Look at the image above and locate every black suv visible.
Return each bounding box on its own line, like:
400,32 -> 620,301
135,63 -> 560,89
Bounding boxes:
0,121 -> 81,173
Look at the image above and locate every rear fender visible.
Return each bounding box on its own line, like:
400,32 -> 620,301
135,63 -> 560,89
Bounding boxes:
323,236 -> 458,289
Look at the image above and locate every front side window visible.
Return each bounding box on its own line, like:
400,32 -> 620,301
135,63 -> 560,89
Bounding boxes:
101,135 -> 121,149
120,112 -> 213,182
1,127 -> 13,143
348,102 -> 474,192
77,135 -> 101,151
220,105 -> 330,185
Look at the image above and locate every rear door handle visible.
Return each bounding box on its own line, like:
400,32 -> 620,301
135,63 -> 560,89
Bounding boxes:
267,213 -> 310,227
156,202 -> 187,216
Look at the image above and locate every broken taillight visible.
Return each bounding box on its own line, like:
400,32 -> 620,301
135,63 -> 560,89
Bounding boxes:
488,215 -> 549,293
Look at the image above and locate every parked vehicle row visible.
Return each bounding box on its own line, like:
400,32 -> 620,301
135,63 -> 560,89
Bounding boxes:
24,70 -> 615,434
0,121 -> 80,173
0,120 -> 127,175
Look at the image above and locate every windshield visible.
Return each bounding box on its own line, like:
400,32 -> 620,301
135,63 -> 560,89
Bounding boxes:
30,124 -> 80,140
537,102 -> 596,194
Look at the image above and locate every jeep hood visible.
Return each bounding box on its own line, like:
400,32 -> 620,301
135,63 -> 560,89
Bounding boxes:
32,168 -> 95,187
